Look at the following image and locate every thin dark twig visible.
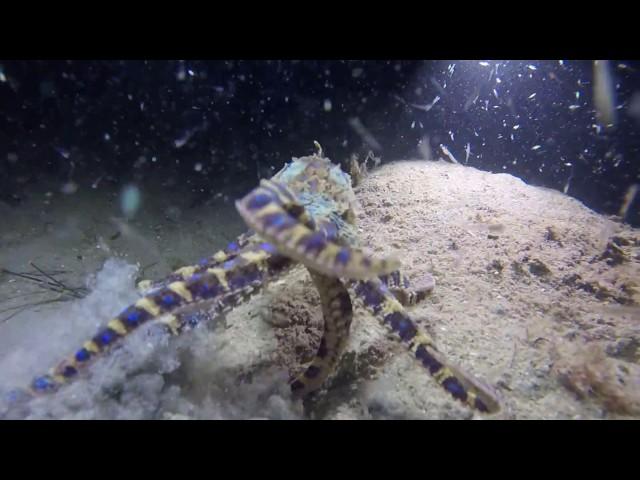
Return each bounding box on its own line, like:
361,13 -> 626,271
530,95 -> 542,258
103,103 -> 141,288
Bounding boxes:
0,297 -> 68,315
28,262 -> 86,298
2,269 -> 65,290
11,269 -> 69,276
0,298 -> 68,325
0,264 -> 89,326
28,262 -> 70,290
2,290 -> 50,302
0,306 -> 28,324
139,261 -> 158,277
33,281 -> 79,298
2,267 -> 87,300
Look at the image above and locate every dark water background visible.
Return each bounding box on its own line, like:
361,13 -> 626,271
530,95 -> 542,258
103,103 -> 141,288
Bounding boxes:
1,60 -> 638,226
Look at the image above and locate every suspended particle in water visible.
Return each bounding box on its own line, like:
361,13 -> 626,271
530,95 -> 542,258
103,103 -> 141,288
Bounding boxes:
133,156 -> 147,168
619,184 -> 639,220
40,80 -> 55,98
593,60 -> 617,127
323,99 -> 332,112
120,184 -> 142,219
60,181 -> 78,195
54,146 -> 70,159
194,162 -> 203,172
176,65 -> 186,81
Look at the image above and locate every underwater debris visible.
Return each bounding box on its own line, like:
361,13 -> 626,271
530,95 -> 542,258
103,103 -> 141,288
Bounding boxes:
593,60 -> 617,128
596,241 -> 627,266
618,184 -> 639,222
1,264 -> 87,300
553,342 -> 640,416
417,135 -> 433,161
561,273 -> 634,305
412,96 -> 440,112
527,259 -> 551,277
347,117 -> 382,151
0,264 -> 88,325
544,226 -> 563,246
510,262 -> 527,280
606,337 -> 640,364
120,184 -> 142,219
439,144 -> 459,164
164,205 -> 183,223
487,260 -> 504,275
349,151 -> 380,187
463,87 -> 480,111
60,181 -> 78,195
394,94 -> 440,112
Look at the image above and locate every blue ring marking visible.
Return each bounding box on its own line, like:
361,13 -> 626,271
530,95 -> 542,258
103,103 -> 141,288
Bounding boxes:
223,259 -> 237,270
188,273 -> 203,283
161,293 -> 177,306
415,345 -> 443,374
442,377 -> 468,402
335,248 -> 351,265
33,376 -> 54,391
99,329 -> 115,345
384,312 -> 416,341
304,365 -> 321,379
75,348 -> 90,362
5,389 -> 28,404
125,309 -> 141,326
259,242 -> 277,254
263,213 -> 288,229
247,193 -> 272,210
475,397 -> 489,412
303,233 -> 326,253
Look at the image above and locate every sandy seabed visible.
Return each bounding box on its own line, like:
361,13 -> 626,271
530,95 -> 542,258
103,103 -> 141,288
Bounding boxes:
1,159 -> 638,419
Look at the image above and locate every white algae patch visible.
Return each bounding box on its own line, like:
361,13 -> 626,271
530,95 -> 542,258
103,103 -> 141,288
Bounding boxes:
1,160 -> 639,419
